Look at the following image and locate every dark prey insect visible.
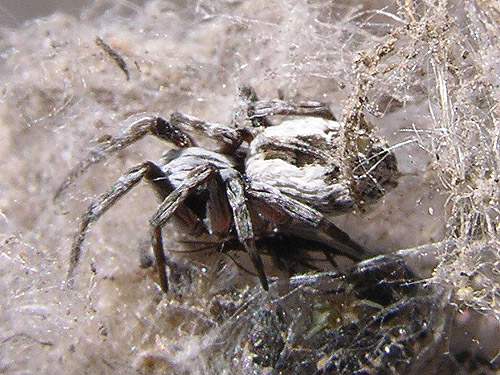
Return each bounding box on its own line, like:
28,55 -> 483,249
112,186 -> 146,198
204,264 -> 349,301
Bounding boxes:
57,86 -> 399,292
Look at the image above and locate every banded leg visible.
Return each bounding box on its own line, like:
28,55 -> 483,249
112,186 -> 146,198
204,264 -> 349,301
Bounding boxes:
54,115 -> 195,201
233,85 -> 274,129
251,99 -> 335,120
225,176 -> 269,291
65,161 -> 196,287
149,164 -> 219,293
170,112 -> 242,152
66,162 -> 149,286
234,85 -> 335,129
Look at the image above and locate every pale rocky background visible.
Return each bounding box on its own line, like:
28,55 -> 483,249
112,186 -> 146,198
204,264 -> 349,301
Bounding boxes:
0,0 -> 499,374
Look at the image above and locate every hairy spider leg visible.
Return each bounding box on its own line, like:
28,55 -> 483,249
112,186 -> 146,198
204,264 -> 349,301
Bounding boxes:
239,84 -> 334,120
66,160 -> 202,288
226,177 -> 269,291
170,112 -> 242,152
248,183 -> 366,262
233,85 -> 335,136
250,99 -> 335,120
233,85 -> 274,128
149,164 -> 223,292
66,162 -> 150,286
54,115 -> 195,201
149,164 -> 269,292
149,163 -> 266,292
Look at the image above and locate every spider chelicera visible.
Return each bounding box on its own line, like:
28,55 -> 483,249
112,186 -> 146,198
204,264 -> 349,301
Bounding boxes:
57,86 -> 398,292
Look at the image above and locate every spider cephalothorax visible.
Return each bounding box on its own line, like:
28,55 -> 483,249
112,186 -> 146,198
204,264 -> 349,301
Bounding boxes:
57,86 -> 399,292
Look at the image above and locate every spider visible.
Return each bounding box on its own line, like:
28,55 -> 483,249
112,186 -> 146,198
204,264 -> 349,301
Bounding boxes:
57,86 -> 399,292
